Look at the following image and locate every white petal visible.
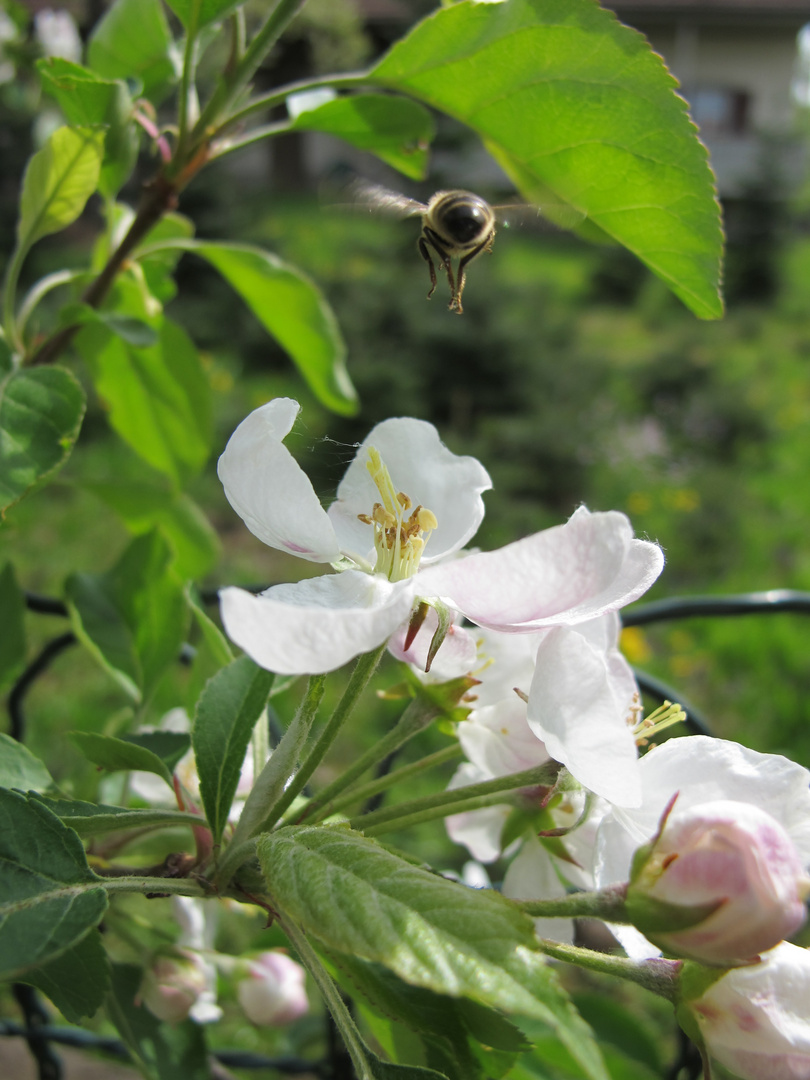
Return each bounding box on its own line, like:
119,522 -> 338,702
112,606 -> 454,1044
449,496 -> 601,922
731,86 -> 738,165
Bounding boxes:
527,625 -> 641,807
445,762 -> 510,863
387,605 -> 478,678
418,506 -> 663,631
503,836 -> 574,944
328,417 -> 491,564
218,399 -> 340,563
459,698 -> 550,778
219,572 -> 416,675
471,627 -> 547,707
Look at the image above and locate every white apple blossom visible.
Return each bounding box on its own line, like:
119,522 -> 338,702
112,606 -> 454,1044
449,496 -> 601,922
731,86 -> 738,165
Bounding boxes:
684,942 -> 810,1080
218,399 -> 664,676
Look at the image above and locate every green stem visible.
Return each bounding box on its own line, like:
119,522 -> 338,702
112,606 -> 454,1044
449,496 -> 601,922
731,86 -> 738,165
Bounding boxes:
2,243 -> 28,355
216,70 -> 369,132
300,695 -> 448,823
350,761 -> 560,836
280,916 -> 378,1079
176,12 -> 200,158
212,837 -> 258,890
517,885 -> 629,922
210,120 -> 293,160
189,0 -> 308,147
309,742 -> 463,822
101,876 -> 207,897
536,938 -> 682,1002
273,645 -> 386,826
16,269 -> 87,342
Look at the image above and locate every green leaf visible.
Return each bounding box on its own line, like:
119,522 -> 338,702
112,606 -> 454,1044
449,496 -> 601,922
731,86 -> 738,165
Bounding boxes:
0,788 -> 108,979
157,239 -> 357,416
125,732 -> 191,773
29,794 -> 203,837
65,531 -> 189,703
0,734 -> 54,791
36,58 -> 139,197
88,0 -> 178,104
136,212 -> 196,304
76,315 -> 212,487
289,94 -> 433,180
20,929 -> 110,1023
165,0 -> 242,31
192,655 -> 273,844
17,125 -> 105,254
70,732 -> 175,786
107,963 -> 211,1080
371,0 -> 723,319
0,365 -> 86,514
60,301 -> 159,346
0,562 -> 26,692
185,587 -> 234,711
87,480 -> 219,580
259,826 -> 608,1080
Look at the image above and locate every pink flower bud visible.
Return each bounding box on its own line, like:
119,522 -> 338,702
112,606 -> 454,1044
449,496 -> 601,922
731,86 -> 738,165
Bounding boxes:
630,800 -> 808,965
237,951 -> 309,1027
139,952 -> 214,1025
684,942 -> 810,1080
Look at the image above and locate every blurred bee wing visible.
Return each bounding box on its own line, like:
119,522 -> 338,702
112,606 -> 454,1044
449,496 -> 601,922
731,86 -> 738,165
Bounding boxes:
330,176 -> 426,218
484,141 -> 587,231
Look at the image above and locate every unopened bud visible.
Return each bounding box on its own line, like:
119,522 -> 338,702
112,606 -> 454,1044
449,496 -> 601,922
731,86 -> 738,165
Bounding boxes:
680,942 -> 810,1080
237,951 -> 309,1027
139,952 -> 214,1025
628,800 -> 808,965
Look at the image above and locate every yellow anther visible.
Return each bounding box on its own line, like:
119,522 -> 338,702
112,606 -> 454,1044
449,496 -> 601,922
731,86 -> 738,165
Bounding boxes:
417,507 -> 438,532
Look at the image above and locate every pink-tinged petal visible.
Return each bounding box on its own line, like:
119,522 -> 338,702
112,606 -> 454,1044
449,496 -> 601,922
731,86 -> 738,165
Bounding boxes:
503,837 -> 575,945
219,572 -> 416,675
328,417 -> 491,565
387,606 -> 478,678
417,506 -> 663,631
218,398 -> 340,563
527,625 -> 641,807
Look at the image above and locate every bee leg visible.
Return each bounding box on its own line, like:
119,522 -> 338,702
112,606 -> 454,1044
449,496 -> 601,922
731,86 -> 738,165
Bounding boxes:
423,228 -> 456,306
418,235 -> 438,298
454,231 -> 494,315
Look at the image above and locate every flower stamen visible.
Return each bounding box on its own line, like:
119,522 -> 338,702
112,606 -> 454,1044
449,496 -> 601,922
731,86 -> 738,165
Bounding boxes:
630,698 -> 687,746
358,447 -> 438,581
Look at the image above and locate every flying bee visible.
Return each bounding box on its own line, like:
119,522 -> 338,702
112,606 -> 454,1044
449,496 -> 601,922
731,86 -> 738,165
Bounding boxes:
344,180 -> 503,315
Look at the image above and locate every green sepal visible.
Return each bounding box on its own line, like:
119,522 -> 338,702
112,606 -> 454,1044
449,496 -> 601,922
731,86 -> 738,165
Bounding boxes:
624,886 -> 724,936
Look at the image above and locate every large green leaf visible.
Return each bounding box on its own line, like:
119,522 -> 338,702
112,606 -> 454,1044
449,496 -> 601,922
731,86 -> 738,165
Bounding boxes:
0,734 -> 53,791
20,929 -> 110,1023
65,530 -> 189,703
88,0 -> 178,103
0,788 -> 108,979
86,479 -> 220,579
259,826 -> 608,1080
152,239 -> 357,415
0,365 -> 85,514
289,94 -> 433,180
185,586 -> 234,713
370,0 -> 723,319
107,963 -> 211,1080
17,125 -> 105,254
192,655 -> 273,844
76,315 -> 212,487
165,0 -> 242,30
37,58 -> 139,196
0,562 -> 26,692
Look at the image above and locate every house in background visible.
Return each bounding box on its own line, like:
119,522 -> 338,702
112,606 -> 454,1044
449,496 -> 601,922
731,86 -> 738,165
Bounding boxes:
607,0 -> 810,196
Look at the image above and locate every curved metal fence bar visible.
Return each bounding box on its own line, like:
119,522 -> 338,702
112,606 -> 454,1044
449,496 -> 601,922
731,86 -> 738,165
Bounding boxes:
623,589 -> 810,627
0,1020 -> 327,1075
8,632 -> 76,742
